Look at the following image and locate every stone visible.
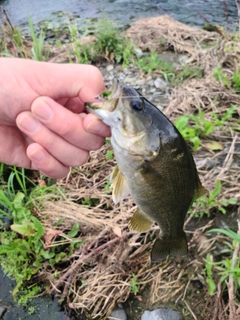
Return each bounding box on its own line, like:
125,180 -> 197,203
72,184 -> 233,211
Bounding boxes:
141,308 -> 182,320
109,308 -> 127,320
135,79 -> 146,86
154,77 -> 167,89
106,65 -> 114,72
124,77 -> 136,84
150,87 -> 156,93
134,48 -> 144,58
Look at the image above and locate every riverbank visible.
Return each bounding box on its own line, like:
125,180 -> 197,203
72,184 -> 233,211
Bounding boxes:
0,12 -> 240,320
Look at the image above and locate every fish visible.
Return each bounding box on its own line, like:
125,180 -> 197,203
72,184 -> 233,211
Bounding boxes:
86,79 -> 207,262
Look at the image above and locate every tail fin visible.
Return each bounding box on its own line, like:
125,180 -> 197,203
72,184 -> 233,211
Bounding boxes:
151,234 -> 188,262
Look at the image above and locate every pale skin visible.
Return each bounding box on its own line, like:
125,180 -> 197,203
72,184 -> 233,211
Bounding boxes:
0,58 -> 110,178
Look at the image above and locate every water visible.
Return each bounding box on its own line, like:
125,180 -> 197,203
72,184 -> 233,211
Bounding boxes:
0,0 -> 238,32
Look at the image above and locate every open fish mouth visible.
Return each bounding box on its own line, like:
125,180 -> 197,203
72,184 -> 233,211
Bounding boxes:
86,79 -> 122,112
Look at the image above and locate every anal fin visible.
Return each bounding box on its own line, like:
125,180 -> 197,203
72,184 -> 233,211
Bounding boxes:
129,208 -> 154,233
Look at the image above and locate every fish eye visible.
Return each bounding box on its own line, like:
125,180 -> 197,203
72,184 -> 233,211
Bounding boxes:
130,99 -> 144,112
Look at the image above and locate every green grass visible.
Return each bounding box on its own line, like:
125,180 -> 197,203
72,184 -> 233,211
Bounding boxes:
0,166 -> 84,306
28,17 -> 48,61
136,51 -> 174,75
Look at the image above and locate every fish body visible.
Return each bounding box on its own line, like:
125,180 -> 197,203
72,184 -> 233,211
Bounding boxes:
87,80 -> 206,262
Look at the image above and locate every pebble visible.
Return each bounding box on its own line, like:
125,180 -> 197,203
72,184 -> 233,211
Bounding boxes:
106,65 -> 114,72
150,87 -> 156,93
141,308 -> 183,320
154,77 -> 167,89
109,304 -> 127,320
135,79 -> 146,86
124,77 -> 136,84
134,48 -> 144,58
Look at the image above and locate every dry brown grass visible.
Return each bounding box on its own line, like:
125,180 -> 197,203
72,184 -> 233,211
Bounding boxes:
1,10 -> 239,318
37,16 -> 240,320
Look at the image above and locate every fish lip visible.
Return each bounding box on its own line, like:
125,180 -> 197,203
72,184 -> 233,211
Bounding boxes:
86,79 -> 122,112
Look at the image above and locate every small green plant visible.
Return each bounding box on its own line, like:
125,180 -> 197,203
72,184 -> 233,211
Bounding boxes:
104,179 -> 112,191
175,105 -> 237,150
213,66 -> 231,89
130,273 -> 140,295
205,253 -> 216,295
175,67 -> 203,84
94,18 -> 134,65
204,229 -> 240,295
28,17 -> 47,61
232,68 -> 240,91
214,64 -> 240,92
192,180 -> 237,218
74,41 -> 95,64
0,167 -> 84,305
106,149 -> 113,160
136,51 -> 174,75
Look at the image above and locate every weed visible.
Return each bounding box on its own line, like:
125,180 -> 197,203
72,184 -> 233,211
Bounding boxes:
213,65 -> 240,92
0,167 -> 84,305
106,150 -> 113,161
192,180 -> 237,218
204,253 -> 216,295
94,19 -> 134,65
74,41 -> 96,64
28,17 -> 48,61
136,51 -> 174,75
175,67 -> 203,84
130,273 -> 140,295
213,65 -> 231,89
232,68 -> 240,91
81,197 -> 99,207
174,105 -> 237,150
104,179 -> 112,191
204,228 -> 240,296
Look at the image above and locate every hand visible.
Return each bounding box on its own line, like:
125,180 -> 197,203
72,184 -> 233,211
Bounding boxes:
0,58 -> 110,178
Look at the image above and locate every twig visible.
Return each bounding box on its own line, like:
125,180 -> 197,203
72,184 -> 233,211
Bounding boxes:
216,134 -> 237,179
50,236 -> 120,295
183,300 -> 198,320
0,6 -> 13,30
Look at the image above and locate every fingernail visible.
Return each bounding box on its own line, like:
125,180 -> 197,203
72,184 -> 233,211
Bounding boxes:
18,114 -> 39,133
29,148 -> 45,162
33,99 -> 53,121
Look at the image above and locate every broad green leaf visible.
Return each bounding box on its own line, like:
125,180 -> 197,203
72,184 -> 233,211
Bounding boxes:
68,223 -> 80,237
31,216 -> 44,239
11,223 -> 36,236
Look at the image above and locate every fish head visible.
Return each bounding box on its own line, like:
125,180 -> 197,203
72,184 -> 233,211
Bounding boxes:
86,79 -> 161,157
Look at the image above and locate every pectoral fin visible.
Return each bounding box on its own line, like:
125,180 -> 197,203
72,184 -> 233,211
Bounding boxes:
111,165 -> 130,204
129,208 -> 154,232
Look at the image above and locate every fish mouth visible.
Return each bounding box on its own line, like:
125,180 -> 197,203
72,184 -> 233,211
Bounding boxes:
86,78 -> 122,112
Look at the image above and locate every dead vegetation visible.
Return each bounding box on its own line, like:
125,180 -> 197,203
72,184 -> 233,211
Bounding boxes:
38,16 -> 240,320
1,11 -> 240,319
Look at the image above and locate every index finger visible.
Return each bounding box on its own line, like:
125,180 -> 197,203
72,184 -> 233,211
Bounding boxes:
7,58 -> 105,103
